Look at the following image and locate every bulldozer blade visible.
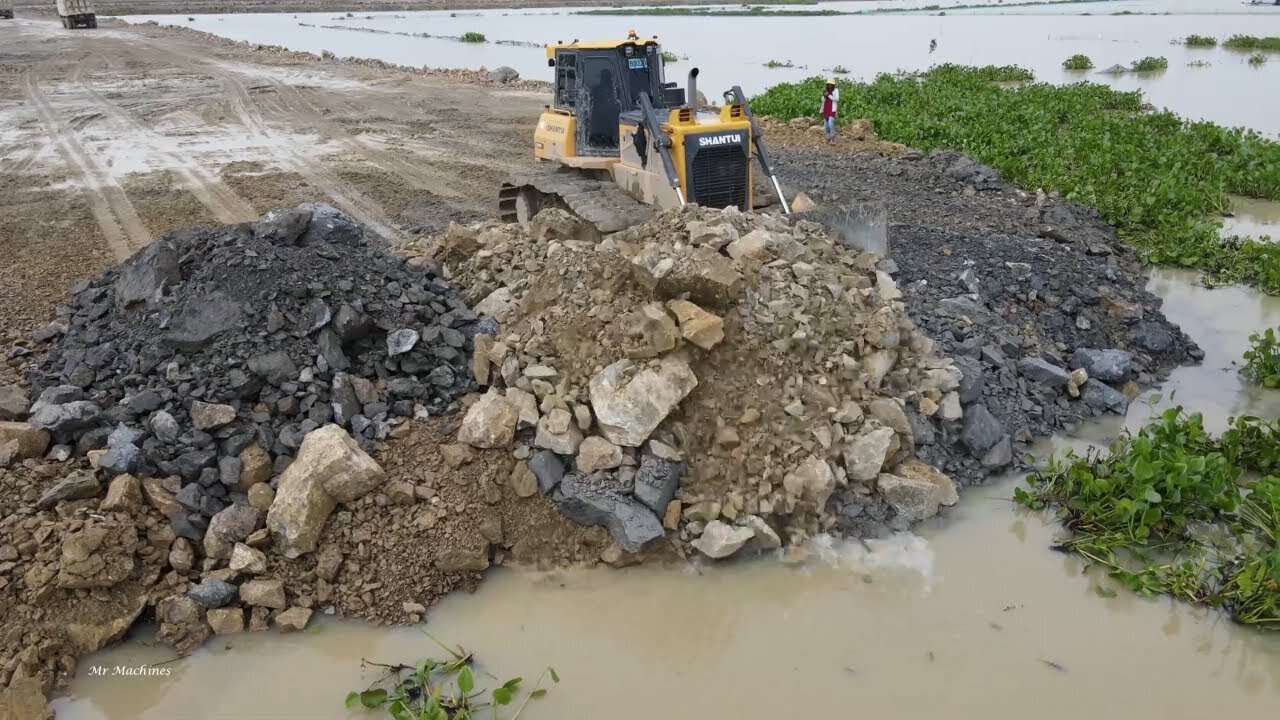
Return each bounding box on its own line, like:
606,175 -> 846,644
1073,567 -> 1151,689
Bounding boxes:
793,201 -> 889,256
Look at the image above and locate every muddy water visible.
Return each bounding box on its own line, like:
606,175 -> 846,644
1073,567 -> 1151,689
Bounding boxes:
1225,196 -> 1280,241
52,267 -> 1280,718
124,0 -> 1280,135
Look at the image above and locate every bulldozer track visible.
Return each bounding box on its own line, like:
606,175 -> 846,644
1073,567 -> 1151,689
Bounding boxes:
23,63 -> 150,261
137,36 -> 407,242
72,53 -> 259,225
499,166 -> 654,234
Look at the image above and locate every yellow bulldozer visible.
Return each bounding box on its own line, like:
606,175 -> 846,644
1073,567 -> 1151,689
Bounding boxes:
499,31 -> 885,250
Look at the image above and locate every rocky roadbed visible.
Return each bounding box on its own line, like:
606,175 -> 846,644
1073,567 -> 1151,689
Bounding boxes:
774,142 -> 1201,489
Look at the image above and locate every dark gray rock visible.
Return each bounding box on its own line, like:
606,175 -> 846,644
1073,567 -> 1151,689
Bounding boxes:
151,410 -> 179,444
255,207 -> 312,245
298,203 -> 365,247
961,404 -> 1004,455
35,386 -> 85,406
114,241 -> 181,308
1018,357 -> 1071,388
554,472 -> 665,552
75,427 -> 111,455
247,351 -> 298,386
188,578 -> 238,608
1081,380 -> 1130,414
219,456 -> 243,486
29,400 -> 102,437
171,513 -> 208,541
332,304 -> 373,342
301,298 -> 331,333
387,329 -> 419,356
175,449 -> 217,481
100,443 -> 140,476
1131,321 -> 1173,353
529,450 -> 565,494
162,293 -> 244,352
953,355 -> 985,404
316,329 -> 349,371
125,389 -> 164,414
175,483 -> 206,513
107,424 -> 144,449
426,366 -> 455,387
1070,348 -> 1133,383
330,373 -> 362,427
36,472 -> 100,510
980,435 -> 1013,469
632,453 -> 685,515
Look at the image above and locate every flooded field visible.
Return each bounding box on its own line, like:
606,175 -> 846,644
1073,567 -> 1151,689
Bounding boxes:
124,0 -> 1280,135
52,266 -> 1280,719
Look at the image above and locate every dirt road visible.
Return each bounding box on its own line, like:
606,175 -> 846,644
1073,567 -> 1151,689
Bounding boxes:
0,17 -> 547,374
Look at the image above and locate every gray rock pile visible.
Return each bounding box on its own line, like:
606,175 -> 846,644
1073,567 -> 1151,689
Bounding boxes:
410,204 -> 967,559
774,148 -> 1201,488
17,204 -> 481,544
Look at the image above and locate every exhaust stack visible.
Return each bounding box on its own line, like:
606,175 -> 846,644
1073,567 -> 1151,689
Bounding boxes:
687,67 -> 700,109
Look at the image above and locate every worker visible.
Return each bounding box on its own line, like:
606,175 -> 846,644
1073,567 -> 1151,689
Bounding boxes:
821,78 -> 839,142
930,38 -> 937,53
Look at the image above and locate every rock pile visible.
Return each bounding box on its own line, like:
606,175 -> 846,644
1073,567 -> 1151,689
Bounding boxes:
15,204 -> 481,549
409,204 -> 967,558
774,148 -> 1201,488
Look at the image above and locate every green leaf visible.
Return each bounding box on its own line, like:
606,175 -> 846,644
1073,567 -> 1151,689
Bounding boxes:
549,667 -> 560,683
344,691 -> 361,710
458,666 -> 475,694
1094,585 -> 1118,598
1144,487 -> 1162,503
503,677 -> 523,690
360,689 -> 388,709
492,687 -> 513,705
389,699 -> 413,720
1133,459 -> 1156,482
531,689 -> 548,699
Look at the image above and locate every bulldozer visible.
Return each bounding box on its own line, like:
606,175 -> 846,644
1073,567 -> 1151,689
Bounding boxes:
499,31 -> 885,251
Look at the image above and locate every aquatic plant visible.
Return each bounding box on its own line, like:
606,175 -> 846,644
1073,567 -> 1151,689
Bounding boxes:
344,631 -> 559,719
660,51 -> 679,63
1130,56 -> 1168,72
1184,34 -> 1217,47
1062,54 -> 1094,70
460,31 -> 486,43
750,65 -> 1280,293
1243,327 -> 1280,387
1249,52 -> 1268,66
1187,60 -> 1212,68
1016,407 -> 1280,629
831,65 -> 851,74
764,59 -> 795,69
1223,35 -> 1280,51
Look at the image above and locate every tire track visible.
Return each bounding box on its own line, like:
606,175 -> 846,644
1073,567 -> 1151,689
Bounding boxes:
271,83 -> 468,200
71,54 -> 258,225
137,37 -> 406,242
23,65 -> 149,261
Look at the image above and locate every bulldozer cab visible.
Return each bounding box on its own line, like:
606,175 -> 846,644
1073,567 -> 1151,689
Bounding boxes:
548,32 -> 684,157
